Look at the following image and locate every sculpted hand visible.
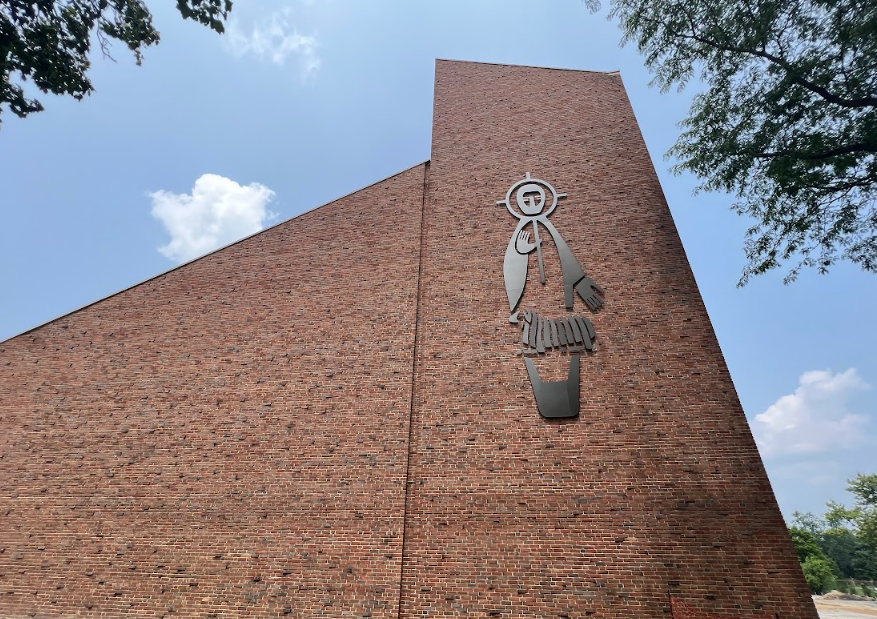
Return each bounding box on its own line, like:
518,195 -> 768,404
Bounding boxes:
515,230 -> 538,254
574,277 -> 604,311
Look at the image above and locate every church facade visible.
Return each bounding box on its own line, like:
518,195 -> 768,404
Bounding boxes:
0,61 -> 817,618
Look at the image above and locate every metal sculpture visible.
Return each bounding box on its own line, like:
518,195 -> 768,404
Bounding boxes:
498,172 -> 604,313
524,356 -> 581,419
512,309 -> 595,355
498,173 -> 604,419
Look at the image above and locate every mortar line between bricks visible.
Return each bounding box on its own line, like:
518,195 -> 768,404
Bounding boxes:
396,160 -> 429,619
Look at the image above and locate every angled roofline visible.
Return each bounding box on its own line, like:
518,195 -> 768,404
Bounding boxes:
435,58 -> 621,76
2,160 -> 430,345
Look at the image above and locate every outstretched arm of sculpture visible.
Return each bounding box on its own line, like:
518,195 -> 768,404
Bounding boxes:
574,277 -> 604,311
515,230 -> 539,254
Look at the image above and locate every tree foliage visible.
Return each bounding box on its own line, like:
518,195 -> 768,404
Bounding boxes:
852,546 -> 877,579
788,526 -> 829,564
790,474 -> 877,584
801,555 -> 838,593
0,0 -> 231,126
788,525 -> 839,591
792,510 -> 826,536
827,473 -> 877,551
821,527 -> 860,577
593,0 -> 877,283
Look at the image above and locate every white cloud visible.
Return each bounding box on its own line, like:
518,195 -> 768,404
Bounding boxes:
150,174 -> 277,263
224,9 -> 320,76
752,368 -> 871,457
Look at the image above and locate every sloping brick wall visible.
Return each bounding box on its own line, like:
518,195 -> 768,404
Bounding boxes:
0,61 -> 818,619
0,163 -> 426,618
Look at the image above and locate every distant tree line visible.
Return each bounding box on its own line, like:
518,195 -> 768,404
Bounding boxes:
788,473 -> 877,594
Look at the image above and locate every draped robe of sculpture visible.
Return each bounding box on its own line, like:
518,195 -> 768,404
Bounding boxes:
504,215 -> 603,313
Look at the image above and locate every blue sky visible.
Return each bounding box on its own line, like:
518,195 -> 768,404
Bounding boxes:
1,0 -> 874,520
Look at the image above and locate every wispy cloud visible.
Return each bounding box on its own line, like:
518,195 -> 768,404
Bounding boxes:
751,368 -> 871,457
150,174 -> 277,263
224,9 -> 320,76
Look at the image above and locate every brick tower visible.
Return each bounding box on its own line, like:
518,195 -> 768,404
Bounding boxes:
0,61 -> 818,619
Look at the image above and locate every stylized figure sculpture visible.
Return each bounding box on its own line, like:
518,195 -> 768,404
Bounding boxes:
498,172 -> 604,314
498,173 -> 604,419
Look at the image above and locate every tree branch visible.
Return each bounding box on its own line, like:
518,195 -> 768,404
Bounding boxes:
688,31 -> 877,108
663,3 -> 877,108
753,142 -> 877,160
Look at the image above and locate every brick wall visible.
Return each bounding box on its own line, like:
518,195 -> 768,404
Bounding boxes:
0,60 -> 817,619
0,163 -> 426,618
396,60 -> 816,618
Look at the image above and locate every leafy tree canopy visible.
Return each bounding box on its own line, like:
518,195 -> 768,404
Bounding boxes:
849,473 -> 877,507
790,475 -> 877,581
789,526 -> 834,565
821,527 -> 859,577
0,0 -> 231,126
801,555 -> 838,594
592,0 -> 877,283
852,546 -> 877,580
792,510 -> 826,536
828,473 -> 877,550
802,555 -> 838,593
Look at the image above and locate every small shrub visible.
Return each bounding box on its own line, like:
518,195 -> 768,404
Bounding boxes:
802,556 -> 837,594
835,579 -> 850,594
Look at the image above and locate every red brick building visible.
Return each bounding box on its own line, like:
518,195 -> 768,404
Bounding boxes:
0,61 -> 818,618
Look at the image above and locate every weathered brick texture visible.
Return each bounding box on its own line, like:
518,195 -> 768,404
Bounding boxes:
0,60 -> 817,619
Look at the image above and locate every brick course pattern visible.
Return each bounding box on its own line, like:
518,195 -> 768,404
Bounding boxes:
0,60 -> 817,619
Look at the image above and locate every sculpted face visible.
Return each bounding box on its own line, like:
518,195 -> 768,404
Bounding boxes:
516,183 -> 546,215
